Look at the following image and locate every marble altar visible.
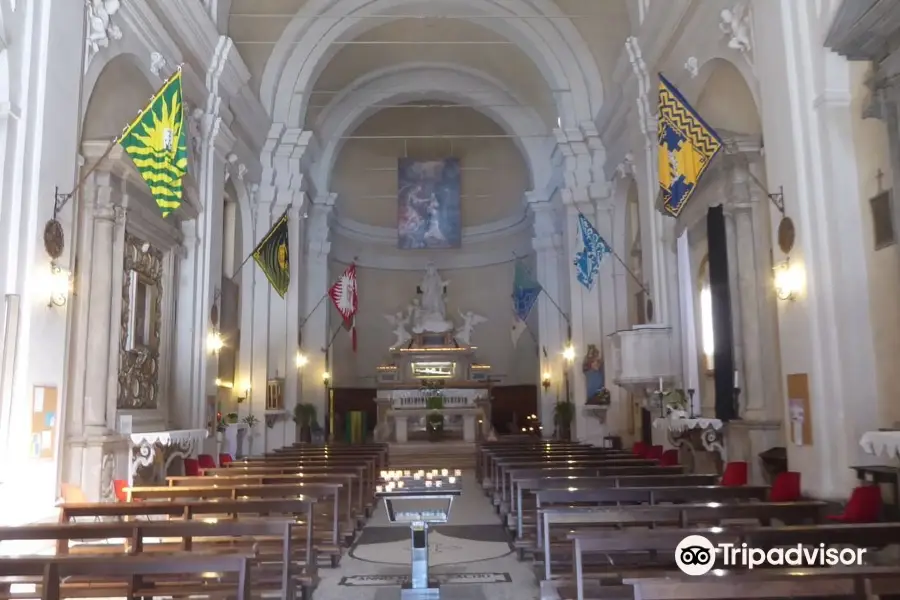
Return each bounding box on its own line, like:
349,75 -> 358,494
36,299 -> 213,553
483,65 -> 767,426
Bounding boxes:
374,265 -> 492,443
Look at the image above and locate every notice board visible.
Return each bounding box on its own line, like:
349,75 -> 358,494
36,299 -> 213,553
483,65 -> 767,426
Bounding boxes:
30,386 -> 58,459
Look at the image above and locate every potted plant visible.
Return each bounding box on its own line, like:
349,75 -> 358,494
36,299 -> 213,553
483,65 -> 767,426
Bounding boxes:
226,412 -> 239,424
293,403 -> 318,443
553,400 -> 575,441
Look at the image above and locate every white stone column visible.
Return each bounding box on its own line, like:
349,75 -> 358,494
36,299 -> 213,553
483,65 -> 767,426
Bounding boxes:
528,196 -> 566,436
562,198 -> 604,443
300,195 -> 334,432
754,0 -> 879,497
265,196 -> 306,449
83,194 -> 117,434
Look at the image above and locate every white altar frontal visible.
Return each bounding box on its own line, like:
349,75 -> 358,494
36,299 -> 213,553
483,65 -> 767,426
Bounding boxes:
375,264 -> 491,444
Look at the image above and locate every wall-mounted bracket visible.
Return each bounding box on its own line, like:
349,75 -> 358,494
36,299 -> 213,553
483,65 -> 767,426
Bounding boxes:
768,186 -> 785,216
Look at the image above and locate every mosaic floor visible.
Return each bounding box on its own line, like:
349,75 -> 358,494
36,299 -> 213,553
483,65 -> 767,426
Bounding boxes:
313,473 -> 539,600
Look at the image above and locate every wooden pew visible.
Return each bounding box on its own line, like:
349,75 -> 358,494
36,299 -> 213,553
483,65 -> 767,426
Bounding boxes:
493,459 -> 664,509
126,483 -> 348,556
57,496 -> 341,568
495,462 -> 677,510
489,451 -> 636,495
476,440 -> 586,482
478,443 -> 601,487
0,519 -> 311,599
212,460 -> 377,511
0,553 -> 254,600
168,468 -> 368,529
535,501 -> 827,578
510,474 -> 721,538
623,567 -> 900,600
564,523 -> 900,600
269,444 -> 389,473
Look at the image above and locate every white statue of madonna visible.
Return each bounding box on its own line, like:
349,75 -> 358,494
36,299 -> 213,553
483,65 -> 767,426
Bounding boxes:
413,263 -> 453,333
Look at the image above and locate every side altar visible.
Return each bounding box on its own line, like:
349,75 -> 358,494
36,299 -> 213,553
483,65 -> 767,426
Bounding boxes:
373,263 -> 492,444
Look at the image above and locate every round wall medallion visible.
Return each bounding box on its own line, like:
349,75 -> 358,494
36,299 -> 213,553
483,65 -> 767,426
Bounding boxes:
777,217 -> 795,254
43,219 -> 65,259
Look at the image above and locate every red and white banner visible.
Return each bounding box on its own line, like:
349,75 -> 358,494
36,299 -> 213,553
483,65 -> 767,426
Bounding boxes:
329,264 -> 358,351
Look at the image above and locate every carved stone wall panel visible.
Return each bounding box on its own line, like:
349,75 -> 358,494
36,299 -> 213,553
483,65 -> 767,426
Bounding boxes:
117,232 -> 164,409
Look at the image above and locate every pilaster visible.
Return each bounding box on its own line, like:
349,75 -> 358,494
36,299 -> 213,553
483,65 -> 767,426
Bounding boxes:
528,194 -> 565,436
554,125 -> 613,444
300,194 -> 335,427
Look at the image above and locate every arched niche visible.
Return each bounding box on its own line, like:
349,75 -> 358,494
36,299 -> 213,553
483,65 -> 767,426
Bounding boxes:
82,54 -> 156,141
331,103 -> 529,230
694,58 -> 762,136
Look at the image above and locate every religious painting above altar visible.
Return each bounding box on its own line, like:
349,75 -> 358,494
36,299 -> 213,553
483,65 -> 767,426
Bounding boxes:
397,158 -> 461,249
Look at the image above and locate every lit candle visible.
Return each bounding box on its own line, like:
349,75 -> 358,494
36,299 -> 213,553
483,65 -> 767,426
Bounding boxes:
658,377 -> 664,391
425,480 -> 433,488
734,370 -> 740,389
380,471 -> 387,479
441,469 -> 449,477
454,469 -> 462,477
413,473 -> 421,480
449,476 -> 456,484
376,485 -> 383,493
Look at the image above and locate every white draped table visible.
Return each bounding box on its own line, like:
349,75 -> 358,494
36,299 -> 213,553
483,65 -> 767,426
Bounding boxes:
129,428 -> 208,485
859,431 -> 900,459
652,415 -> 726,472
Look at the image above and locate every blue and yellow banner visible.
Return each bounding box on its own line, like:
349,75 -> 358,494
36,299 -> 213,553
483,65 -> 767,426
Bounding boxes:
658,73 -> 722,218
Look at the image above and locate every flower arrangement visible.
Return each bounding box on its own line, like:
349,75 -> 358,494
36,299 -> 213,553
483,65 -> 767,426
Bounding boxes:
662,388 -> 688,412
586,387 -> 612,406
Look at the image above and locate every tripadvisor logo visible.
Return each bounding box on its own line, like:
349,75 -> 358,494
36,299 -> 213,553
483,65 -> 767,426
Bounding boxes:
675,534 -> 867,576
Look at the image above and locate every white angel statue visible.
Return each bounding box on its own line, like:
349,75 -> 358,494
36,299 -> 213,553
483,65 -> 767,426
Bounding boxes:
87,0 -> 122,56
384,311 -> 411,348
455,310 -> 487,346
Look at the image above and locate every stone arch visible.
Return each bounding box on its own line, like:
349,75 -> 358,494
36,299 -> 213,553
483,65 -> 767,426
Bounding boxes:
260,0 -> 604,129
677,56 -> 762,132
312,63 -> 552,196
81,51 -> 156,128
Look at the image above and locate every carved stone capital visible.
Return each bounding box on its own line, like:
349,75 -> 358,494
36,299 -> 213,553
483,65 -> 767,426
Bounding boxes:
532,234 -> 562,253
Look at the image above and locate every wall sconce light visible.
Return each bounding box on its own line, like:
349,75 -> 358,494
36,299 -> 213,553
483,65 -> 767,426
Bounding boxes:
562,344 -> 576,363
322,371 -> 331,387
47,262 -> 72,308
296,352 -> 308,369
207,330 -> 224,353
214,378 -> 233,389
237,384 -> 250,404
541,372 -> 551,391
773,258 -> 802,301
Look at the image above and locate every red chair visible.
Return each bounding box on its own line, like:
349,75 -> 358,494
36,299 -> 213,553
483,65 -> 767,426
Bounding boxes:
721,461 -> 748,486
183,457 -> 201,476
827,485 -> 882,523
646,445 -> 664,461
113,479 -> 128,502
218,453 -> 234,466
632,441 -> 648,458
198,454 -> 217,470
660,449 -> 679,466
769,471 -> 801,502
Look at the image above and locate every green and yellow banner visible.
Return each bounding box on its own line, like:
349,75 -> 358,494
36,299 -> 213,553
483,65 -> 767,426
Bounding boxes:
118,68 -> 188,217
